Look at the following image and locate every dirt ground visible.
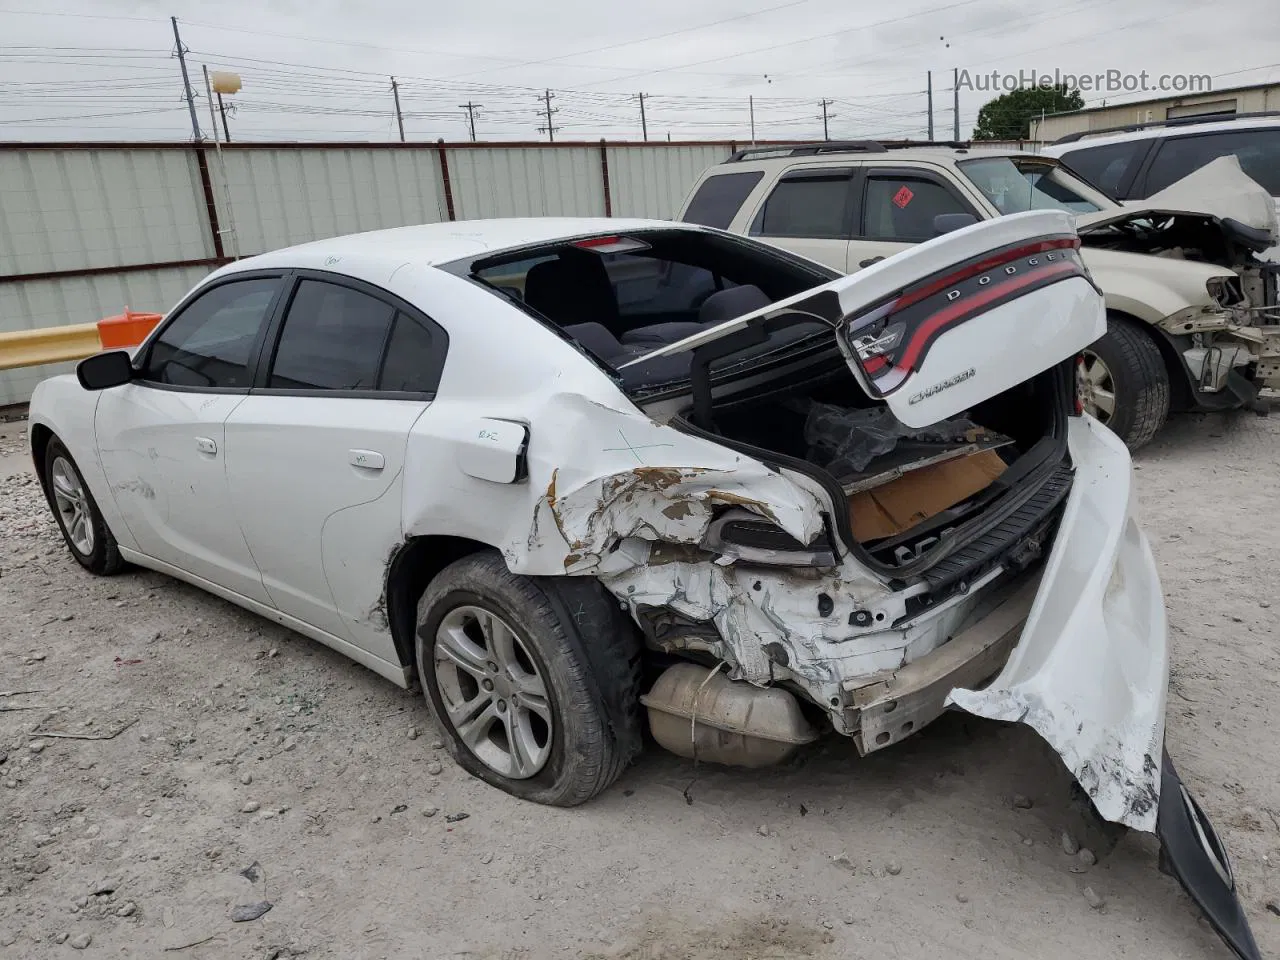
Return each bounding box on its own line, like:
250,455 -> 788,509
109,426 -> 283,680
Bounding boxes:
1,409 -> 1277,960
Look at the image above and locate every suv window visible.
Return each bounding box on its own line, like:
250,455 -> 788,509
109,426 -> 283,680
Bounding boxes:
957,157 -> 1101,215
1057,141 -> 1144,197
268,279 -> 446,394
143,278 -> 279,389
1144,129 -> 1280,196
861,174 -> 971,241
681,171 -> 764,229
751,175 -> 852,239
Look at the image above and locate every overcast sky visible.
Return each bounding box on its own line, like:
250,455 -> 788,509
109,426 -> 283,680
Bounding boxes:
2,0 -> 1276,143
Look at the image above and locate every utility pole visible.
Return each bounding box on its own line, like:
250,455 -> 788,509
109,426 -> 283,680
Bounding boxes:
637,92 -> 648,141
749,95 -> 756,145
459,101 -> 482,142
927,70 -> 934,140
170,16 -> 201,141
819,99 -> 834,141
953,66 -> 960,141
538,89 -> 559,142
391,77 -> 405,142
217,91 -> 231,142
202,65 -> 219,143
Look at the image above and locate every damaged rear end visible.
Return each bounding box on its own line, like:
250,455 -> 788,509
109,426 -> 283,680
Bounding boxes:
607,210 -> 1259,959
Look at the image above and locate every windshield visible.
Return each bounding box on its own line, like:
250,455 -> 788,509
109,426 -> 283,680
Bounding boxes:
959,157 -> 1102,215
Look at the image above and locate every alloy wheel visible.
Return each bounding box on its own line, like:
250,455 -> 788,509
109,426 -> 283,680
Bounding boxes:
434,605 -> 552,779
1080,349 -> 1116,423
49,456 -> 95,555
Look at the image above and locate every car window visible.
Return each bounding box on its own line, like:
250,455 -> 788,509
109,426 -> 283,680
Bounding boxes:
860,175 -> 972,242
1144,129 -> 1280,195
269,280 -> 397,390
681,171 -> 764,229
378,310 -> 448,394
750,176 -> 852,239
1056,141 -> 1143,197
958,157 -> 1101,215
143,278 -> 279,389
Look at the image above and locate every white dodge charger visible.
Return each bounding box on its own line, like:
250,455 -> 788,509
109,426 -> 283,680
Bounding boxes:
27,212 -> 1259,958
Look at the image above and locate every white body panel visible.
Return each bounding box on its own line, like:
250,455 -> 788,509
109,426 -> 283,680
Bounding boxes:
26,215 -> 1163,838
94,385 -> 270,605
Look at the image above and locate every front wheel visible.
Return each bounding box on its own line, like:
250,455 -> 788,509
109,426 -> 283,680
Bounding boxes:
415,552 -> 642,806
1081,315 -> 1170,451
43,438 -> 124,575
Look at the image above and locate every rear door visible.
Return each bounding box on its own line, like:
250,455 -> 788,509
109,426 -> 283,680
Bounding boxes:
744,166 -> 857,272
222,272 -> 448,666
847,165 -> 984,271
625,209 -> 1105,429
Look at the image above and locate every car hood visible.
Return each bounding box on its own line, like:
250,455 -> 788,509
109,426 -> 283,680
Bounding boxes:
624,210 -> 1106,429
1076,155 -> 1278,249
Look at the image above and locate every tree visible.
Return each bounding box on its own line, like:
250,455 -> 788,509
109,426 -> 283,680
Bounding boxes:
972,84 -> 1083,140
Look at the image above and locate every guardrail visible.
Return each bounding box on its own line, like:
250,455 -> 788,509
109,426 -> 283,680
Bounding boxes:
0,311 -> 162,372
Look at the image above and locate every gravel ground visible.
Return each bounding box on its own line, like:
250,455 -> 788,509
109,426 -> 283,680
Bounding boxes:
1,411 -> 1277,960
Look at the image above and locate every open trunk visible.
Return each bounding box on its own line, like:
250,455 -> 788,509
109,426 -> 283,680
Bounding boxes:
685,356 -> 1074,590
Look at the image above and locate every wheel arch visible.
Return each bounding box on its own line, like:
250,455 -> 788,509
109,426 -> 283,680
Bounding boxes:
29,421 -> 54,490
384,534 -> 494,675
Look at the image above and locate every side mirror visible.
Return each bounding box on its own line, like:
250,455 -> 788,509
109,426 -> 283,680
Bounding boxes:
76,351 -> 135,391
933,213 -> 979,236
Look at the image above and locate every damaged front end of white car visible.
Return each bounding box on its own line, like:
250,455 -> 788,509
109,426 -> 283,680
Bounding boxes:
526,211 -> 1257,958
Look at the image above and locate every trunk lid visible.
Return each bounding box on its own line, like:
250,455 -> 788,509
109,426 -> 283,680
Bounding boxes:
624,210 -> 1106,428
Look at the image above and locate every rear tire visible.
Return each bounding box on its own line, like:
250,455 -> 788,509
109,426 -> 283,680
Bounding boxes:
415,552 -> 642,806
42,438 -> 124,576
1082,315 -> 1170,451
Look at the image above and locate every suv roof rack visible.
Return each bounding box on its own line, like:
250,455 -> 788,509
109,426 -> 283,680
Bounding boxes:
1051,109 -> 1280,144
724,139 -> 974,162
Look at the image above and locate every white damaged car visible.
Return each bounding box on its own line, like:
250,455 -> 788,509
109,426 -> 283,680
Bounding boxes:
29,211 -> 1259,958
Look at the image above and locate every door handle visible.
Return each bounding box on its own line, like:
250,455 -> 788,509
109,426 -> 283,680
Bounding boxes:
349,449 -> 385,470
858,256 -> 886,269
195,437 -> 217,455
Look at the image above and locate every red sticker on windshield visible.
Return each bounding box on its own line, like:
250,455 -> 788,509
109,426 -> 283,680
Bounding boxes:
892,185 -> 914,208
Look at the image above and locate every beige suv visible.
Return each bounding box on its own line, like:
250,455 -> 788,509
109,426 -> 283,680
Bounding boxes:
678,141 -> 1280,448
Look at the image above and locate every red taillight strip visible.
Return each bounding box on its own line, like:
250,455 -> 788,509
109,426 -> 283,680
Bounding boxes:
893,259 -> 1082,373
892,236 -> 1080,313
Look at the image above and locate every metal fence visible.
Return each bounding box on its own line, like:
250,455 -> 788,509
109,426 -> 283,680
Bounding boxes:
0,136 -> 1042,405
0,138 -> 749,405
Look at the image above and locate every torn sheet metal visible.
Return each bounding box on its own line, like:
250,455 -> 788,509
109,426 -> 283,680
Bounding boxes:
948,414 -> 1168,832
1077,155 -> 1278,241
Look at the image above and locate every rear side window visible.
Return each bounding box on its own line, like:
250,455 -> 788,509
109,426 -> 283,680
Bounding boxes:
860,175 -> 971,242
1144,129 -> 1280,195
144,278 -> 278,389
1057,141 -> 1144,197
267,279 -> 447,394
681,171 -> 764,228
751,176 -> 853,239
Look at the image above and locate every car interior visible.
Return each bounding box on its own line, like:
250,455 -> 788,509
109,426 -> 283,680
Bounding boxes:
467,230 -> 837,390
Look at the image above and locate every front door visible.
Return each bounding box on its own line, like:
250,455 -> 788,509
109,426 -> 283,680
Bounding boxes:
95,274 -> 285,603
223,274 -> 447,664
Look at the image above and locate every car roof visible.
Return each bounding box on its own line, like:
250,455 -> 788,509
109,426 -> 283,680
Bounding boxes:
713,145 -> 1040,175
221,217 -> 685,274
1046,115 -> 1280,153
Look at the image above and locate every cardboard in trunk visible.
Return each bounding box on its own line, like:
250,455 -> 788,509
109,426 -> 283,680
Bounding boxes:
848,449 -> 1007,542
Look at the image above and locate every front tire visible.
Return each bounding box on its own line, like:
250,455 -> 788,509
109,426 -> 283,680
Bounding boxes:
415,552 -> 642,806
1082,315 -> 1170,451
43,438 -> 124,575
